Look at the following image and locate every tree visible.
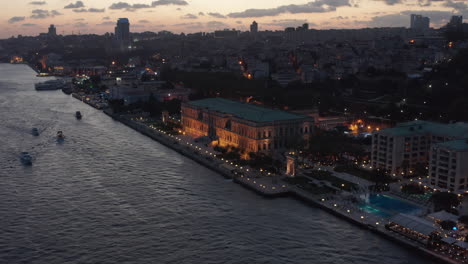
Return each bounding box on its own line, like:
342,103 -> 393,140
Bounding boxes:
440,220 -> 457,231
401,183 -> 425,195
414,163 -> 428,177
459,215 -> 468,226
401,160 -> 410,177
430,192 -> 460,212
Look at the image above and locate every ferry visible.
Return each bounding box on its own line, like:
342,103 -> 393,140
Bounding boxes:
31,128 -> 39,136
20,152 -> 32,165
35,80 -> 65,91
75,111 -> 82,120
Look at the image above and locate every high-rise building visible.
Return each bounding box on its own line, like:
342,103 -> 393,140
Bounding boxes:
429,139 -> 468,193
410,14 -> 430,30
250,21 -> 258,33
48,24 -> 57,37
447,16 -> 463,31
115,18 -> 130,43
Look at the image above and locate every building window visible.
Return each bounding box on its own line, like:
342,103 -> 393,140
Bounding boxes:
225,120 -> 232,130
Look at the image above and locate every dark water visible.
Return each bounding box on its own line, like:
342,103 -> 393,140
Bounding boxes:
0,64 -> 431,264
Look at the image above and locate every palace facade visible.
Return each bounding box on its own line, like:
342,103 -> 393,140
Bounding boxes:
181,98 -> 314,153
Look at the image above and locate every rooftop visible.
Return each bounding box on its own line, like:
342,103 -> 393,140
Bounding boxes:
378,120 -> 468,138
187,98 -> 310,123
435,139 -> 468,151
389,213 -> 438,236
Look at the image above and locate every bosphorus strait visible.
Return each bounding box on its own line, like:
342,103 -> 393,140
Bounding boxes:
0,63 -> 431,264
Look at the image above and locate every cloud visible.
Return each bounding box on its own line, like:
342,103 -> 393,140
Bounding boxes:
208,12 -> 226,18
206,21 -> 229,29
172,22 -> 203,29
109,2 -> 151,11
103,16 -> 111,20
30,9 -> 62,19
151,0 -> 188,6
97,21 -> 116,26
375,0 -> 403,5
265,19 -> 313,28
73,8 -> 105,13
74,22 -> 88,27
139,19 -> 150,23
8,16 -> 26,24
198,12 -> 205,16
29,1 -> 46,5
227,0 -> 351,18
64,1 -> 85,9
367,10 -> 455,27
181,13 -> 197,19
444,0 -> 468,12
22,23 -> 38,27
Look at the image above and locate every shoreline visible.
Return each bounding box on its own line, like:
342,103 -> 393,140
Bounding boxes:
72,96 -> 457,264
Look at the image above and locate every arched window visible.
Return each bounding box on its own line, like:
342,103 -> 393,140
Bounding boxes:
225,120 -> 232,130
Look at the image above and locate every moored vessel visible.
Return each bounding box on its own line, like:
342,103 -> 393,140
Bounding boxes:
20,152 -> 32,165
35,79 -> 65,91
31,128 -> 39,136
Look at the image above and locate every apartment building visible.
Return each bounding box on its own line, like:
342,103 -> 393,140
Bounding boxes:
371,121 -> 468,176
429,139 -> 468,193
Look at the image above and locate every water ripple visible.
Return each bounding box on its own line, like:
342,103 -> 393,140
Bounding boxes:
0,64 -> 433,264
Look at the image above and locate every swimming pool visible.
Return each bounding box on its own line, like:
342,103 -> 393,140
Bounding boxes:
359,194 -> 423,218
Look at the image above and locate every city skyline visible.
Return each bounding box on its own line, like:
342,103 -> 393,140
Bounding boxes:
2,0 -> 467,38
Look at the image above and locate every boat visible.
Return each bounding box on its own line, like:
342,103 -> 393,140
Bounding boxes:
35,79 -> 65,91
20,152 -> 32,165
31,128 -> 39,136
62,87 -> 73,95
75,111 -> 82,120
57,131 -> 64,139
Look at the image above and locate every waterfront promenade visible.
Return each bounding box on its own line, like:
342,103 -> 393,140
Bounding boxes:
67,93 -> 462,264
101,110 -> 455,263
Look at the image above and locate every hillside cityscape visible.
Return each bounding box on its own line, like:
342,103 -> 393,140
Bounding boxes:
2,1 -> 468,264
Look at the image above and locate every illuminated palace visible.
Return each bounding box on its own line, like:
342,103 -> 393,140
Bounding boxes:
181,98 -> 314,153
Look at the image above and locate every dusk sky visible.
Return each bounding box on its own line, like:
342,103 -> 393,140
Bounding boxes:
3,0 -> 467,38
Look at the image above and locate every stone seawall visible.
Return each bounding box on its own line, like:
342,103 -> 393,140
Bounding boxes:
100,109 -> 456,264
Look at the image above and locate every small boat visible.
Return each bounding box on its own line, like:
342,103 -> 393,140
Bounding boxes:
62,87 -> 73,95
57,131 -> 64,139
20,152 -> 32,165
75,111 -> 82,119
31,128 -> 39,136
35,79 -> 65,90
